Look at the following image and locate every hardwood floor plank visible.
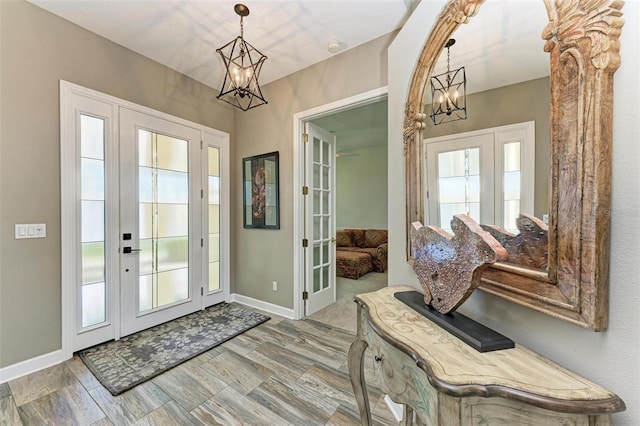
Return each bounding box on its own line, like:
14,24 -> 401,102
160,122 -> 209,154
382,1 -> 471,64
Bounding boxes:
202,349 -> 273,395
278,318 -> 333,339
131,400 -> 202,426
190,346 -> 224,364
66,355 -> 103,391
0,383 -> 11,399
326,404 -> 364,426
329,401 -> 397,426
9,363 -> 78,407
150,363 -> 217,412
90,417 -> 115,426
298,363 -> 382,411
218,334 -> 260,356
245,322 -> 300,347
191,386 -> 289,426
283,333 -> 347,370
89,381 -> 171,425
246,341 -> 316,381
248,374 -> 339,425
0,394 -> 23,426
17,381 -> 105,425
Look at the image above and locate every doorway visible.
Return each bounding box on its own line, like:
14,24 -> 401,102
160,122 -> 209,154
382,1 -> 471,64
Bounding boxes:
292,87 -> 389,320
61,82 -> 230,355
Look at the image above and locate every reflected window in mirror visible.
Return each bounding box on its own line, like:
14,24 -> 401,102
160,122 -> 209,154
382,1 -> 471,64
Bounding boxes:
424,120 -> 536,235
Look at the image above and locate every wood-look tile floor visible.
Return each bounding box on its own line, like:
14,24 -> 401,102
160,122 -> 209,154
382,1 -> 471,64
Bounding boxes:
1,309 -> 397,425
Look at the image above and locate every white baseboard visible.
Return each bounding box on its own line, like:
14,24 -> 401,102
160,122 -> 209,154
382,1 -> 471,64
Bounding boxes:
228,293 -> 296,320
0,349 -> 66,384
385,395 -> 404,423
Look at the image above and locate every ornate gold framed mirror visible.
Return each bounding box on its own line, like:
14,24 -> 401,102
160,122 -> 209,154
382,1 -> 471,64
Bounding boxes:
403,0 -> 624,331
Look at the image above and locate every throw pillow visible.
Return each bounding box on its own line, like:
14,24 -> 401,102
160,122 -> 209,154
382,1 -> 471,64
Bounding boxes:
347,229 -> 366,248
365,229 -> 388,247
336,230 -> 353,247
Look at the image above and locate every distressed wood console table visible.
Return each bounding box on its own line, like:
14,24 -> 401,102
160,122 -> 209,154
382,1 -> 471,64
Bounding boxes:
348,286 -> 625,425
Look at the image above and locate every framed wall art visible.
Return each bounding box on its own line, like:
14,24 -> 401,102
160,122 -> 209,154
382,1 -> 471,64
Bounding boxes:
243,151 -> 280,229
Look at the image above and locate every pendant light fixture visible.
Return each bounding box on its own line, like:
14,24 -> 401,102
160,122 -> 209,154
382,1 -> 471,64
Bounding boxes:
216,4 -> 267,111
429,39 -> 467,125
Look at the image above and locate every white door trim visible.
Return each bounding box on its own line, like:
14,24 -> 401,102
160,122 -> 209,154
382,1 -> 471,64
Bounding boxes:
60,80 -> 230,360
292,86 -> 388,320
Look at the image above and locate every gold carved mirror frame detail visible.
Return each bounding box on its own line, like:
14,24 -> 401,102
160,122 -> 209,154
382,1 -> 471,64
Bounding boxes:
404,0 -> 624,331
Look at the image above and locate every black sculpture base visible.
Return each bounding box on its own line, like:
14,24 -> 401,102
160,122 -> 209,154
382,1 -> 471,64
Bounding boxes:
394,291 -> 514,353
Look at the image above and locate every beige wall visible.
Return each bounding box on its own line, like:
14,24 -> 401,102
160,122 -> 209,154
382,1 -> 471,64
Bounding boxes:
0,1 -> 234,368
388,1 -> 639,424
425,77 -> 550,218
231,33 -> 395,309
335,145 -> 388,230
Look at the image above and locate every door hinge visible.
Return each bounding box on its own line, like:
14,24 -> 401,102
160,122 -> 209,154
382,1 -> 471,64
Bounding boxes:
201,140 -> 203,149
201,287 -> 204,296
302,238 -> 308,248
302,186 -> 308,195
426,190 -> 429,199
201,189 -> 204,199
302,133 -> 309,143
302,291 -> 308,300
201,238 -> 204,247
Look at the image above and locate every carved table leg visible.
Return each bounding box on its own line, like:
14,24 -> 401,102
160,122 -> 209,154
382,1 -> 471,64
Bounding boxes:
402,405 -> 414,425
348,303 -> 371,425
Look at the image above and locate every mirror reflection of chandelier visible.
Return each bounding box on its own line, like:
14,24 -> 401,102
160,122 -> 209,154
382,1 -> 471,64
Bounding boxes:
216,4 -> 268,111
430,39 -> 467,125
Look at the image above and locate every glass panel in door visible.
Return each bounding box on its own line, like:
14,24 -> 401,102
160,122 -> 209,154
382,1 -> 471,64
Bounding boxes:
436,147 -> 481,232
208,146 -> 220,293
80,114 -> 107,328
502,141 -> 521,233
138,130 -> 190,311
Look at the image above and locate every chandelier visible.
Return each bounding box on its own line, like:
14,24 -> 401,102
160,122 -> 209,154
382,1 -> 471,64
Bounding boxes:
216,4 -> 268,111
429,39 -> 467,125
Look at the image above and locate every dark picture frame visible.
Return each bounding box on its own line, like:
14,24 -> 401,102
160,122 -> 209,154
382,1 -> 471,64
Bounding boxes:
243,151 -> 280,229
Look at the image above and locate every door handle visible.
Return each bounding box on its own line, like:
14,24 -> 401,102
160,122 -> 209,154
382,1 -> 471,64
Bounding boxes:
122,247 -> 142,254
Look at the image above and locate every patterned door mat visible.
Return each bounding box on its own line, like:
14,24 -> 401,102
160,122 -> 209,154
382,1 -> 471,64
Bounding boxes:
79,303 -> 270,395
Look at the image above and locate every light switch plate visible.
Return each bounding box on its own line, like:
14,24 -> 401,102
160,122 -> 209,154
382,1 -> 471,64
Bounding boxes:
15,224 -> 46,239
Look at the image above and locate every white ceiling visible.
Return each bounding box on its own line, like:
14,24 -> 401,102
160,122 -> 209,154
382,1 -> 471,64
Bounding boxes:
30,0 -> 418,88
30,0 -> 548,93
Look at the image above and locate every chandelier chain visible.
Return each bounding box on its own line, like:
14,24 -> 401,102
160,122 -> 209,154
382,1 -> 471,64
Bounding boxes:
446,45 -> 451,85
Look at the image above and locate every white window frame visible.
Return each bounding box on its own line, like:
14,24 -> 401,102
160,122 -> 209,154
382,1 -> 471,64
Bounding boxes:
423,121 -> 535,232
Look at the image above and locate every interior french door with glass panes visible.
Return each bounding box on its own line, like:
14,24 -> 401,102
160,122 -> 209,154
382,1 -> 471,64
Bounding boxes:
62,81 -> 229,352
304,123 -> 336,315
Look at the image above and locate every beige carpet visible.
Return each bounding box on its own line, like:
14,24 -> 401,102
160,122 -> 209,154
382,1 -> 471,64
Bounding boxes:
308,271 -> 388,333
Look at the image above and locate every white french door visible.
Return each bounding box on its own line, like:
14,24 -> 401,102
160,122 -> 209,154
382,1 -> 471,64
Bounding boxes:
304,123 -> 336,316
61,81 -> 229,352
119,109 -> 202,336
